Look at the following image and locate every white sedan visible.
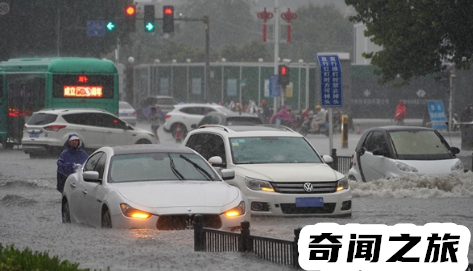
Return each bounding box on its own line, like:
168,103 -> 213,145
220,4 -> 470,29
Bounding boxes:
61,144 -> 250,230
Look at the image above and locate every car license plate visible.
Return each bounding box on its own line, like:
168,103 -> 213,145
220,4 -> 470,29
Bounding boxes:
296,197 -> 324,207
120,113 -> 128,116
29,133 -> 39,138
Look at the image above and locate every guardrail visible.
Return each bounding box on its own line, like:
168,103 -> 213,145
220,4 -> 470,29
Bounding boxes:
194,216 -> 473,270
330,148 -> 352,174
194,215 -> 300,268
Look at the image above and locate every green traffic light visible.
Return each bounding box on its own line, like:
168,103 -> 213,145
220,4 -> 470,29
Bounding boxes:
106,22 -> 115,31
145,22 -> 155,32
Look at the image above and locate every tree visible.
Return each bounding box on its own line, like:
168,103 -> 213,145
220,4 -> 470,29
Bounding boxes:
0,0 -> 134,61
346,0 -> 473,84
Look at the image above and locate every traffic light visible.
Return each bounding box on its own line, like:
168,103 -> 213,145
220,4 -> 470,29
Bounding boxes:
278,64 -> 290,86
144,5 -> 155,32
106,21 -> 116,31
163,5 -> 174,33
124,5 -> 136,31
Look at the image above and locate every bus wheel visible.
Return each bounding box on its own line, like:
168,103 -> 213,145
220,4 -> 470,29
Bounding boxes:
136,139 -> 152,144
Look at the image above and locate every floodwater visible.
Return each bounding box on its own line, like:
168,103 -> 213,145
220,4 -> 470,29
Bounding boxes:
0,146 -> 472,270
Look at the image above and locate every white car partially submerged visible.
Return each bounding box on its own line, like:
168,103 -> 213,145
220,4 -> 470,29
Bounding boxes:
61,144 -> 250,230
347,126 -> 464,182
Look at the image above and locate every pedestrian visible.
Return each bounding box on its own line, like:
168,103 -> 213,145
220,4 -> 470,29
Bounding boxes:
394,100 -> 406,125
56,134 -> 89,193
270,104 -> 293,126
261,100 -> 272,124
149,106 -> 165,142
460,105 -> 472,122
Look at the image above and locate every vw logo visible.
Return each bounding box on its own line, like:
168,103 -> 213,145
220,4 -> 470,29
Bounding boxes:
303,183 -> 313,192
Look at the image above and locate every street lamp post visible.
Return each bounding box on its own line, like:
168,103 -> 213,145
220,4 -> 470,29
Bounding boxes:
449,64 -> 456,131
186,59 -> 191,102
298,59 -> 303,112
258,58 -> 263,105
221,58 -> 226,103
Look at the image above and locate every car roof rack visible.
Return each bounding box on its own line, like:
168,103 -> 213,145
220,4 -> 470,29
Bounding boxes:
259,124 -> 297,133
197,124 -> 231,133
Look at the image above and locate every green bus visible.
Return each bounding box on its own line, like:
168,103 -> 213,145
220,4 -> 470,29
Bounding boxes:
0,57 -> 119,149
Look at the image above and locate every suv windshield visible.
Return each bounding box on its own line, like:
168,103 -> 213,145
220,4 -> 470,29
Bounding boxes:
388,130 -> 452,159
26,113 -> 58,125
109,153 -> 217,183
230,136 -> 322,164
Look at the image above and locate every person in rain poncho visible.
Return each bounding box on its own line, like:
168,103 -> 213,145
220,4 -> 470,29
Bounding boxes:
56,134 -> 89,193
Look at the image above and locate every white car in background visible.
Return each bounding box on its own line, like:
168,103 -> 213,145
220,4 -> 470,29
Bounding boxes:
61,144 -> 249,230
118,101 -> 137,126
347,126 -> 464,182
163,103 -> 234,138
184,125 -> 352,217
22,108 -> 157,158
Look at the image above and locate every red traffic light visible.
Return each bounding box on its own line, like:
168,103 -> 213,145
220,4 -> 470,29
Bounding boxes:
164,7 -> 173,15
280,66 -> 287,75
125,5 -> 136,16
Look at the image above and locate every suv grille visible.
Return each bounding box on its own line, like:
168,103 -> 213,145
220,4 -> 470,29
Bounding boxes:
271,181 -> 338,194
156,214 -> 222,230
280,203 -> 336,214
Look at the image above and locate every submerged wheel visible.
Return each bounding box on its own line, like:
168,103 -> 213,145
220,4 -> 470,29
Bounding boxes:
62,199 -> 71,223
101,209 -> 112,228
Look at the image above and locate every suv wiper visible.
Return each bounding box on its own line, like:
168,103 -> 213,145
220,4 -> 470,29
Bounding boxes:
179,154 -> 214,181
167,153 -> 184,180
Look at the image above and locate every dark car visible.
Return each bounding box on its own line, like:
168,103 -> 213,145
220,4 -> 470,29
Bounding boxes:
192,111 -> 263,129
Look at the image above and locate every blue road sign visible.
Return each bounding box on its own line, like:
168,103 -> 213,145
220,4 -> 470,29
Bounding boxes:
269,74 -> 280,97
87,20 -> 105,37
317,55 -> 342,107
427,100 -> 447,130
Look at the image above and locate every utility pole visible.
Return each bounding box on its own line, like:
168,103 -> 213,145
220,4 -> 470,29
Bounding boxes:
273,0 -> 280,114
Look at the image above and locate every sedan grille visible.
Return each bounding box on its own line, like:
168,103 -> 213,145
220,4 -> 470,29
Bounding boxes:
156,214 -> 222,230
270,181 -> 338,194
280,203 -> 336,214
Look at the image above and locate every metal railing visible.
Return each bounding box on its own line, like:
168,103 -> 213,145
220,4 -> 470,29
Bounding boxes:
330,148 -> 352,174
194,216 -> 300,268
194,216 -> 472,270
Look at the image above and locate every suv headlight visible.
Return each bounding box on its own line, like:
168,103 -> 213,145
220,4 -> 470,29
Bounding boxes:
395,161 -> 418,173
451,160 -> 464,172
336,176 -> 349,192
245,177 -> 274,192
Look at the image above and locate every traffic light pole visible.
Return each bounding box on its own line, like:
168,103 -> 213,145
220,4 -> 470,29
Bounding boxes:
175,16 -> 210,102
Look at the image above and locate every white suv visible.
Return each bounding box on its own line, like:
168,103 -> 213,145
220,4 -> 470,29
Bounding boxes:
22,108 -> 157,158
163,103 -> 234,138
183,125 -> 352,217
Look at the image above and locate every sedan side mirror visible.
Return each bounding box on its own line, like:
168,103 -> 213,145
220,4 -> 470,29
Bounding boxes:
372,148 -> 386,156
83,171 -> 101,183
359,147 -> 366,156
450,146 -> 460,155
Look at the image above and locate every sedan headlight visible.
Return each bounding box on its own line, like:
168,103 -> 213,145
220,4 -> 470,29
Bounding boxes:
451,160 -> 464,172
395,161 -> 418,173
223,201 -> 246,217
120,203 -> 151,219
245,177 -> 274,192
336,176 -> 349,192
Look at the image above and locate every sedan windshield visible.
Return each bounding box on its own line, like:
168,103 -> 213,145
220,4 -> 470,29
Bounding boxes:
230,136 -> 323,164
109,153 -> 217,183
388,130 -> 453,159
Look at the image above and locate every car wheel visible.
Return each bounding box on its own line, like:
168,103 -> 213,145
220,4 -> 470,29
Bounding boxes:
136,139 -> 152,144
62,199 -> 71,223
171,123 -> 187,139
101,209 -> 112,228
